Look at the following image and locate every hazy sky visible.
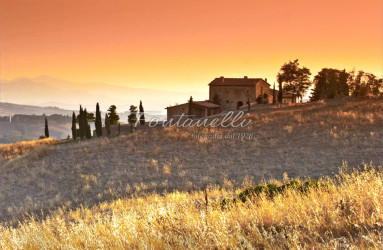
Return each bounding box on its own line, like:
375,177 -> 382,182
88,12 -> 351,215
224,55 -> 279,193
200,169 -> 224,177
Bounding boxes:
1,0 -> 382,93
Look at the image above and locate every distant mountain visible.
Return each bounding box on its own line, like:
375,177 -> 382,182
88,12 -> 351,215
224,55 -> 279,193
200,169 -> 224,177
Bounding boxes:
0,76 -> 206,112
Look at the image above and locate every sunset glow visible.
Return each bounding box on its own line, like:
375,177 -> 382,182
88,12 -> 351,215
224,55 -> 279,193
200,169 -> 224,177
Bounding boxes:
1,0 -> 382,92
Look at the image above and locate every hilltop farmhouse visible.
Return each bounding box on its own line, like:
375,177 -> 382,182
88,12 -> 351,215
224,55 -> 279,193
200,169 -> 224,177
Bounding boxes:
166,76 -> 291,120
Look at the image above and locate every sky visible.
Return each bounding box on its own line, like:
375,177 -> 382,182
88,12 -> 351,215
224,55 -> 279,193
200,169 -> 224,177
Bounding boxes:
1,0 -> 382,93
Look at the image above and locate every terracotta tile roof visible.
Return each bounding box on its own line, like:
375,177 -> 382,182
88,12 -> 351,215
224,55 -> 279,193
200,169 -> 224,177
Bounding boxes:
209,77 -> 269,86
193,101 -> 220,108
166,101 -> 220,109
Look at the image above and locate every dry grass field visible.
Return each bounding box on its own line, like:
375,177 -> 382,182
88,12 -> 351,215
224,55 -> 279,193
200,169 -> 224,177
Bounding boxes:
0,165 -> 382,248
0,138 -> 56,161
0,97 -> 382,248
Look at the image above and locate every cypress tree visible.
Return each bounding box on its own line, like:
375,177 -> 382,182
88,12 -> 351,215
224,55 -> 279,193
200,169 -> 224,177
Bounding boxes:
105,113 -> 111,137
272,83 -> 276,105
79,106 -> 85,139
86,124 -> 92,139
95,103 -> 102,137
44,117 -> 49,138
187,96 -> 193,117
71,112 -> 77,139
278,81 -> 283,103
82,108 -> 89,139
139,100 -> 145,125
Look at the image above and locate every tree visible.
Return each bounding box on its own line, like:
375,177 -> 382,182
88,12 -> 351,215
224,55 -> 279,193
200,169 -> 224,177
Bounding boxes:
105,113 -> 111,137
95,103 -> 102,137
107,105 -> 120,125
272,83 -> 276,105
86,124 -> 92,139
278,81 -> 283,103
139,100 -> 145,125
187,96 -> 194,117
76,112 -> 95,123
310,68 -> 350,101
263,93 -> 269,104
71,112 -> 77,139
349,70 -> 382,97
277,59 -> 312,103
82,109 -> 90,139
128,105 -> 138,132
79,106 -> 85,139
44,117 -> 49,138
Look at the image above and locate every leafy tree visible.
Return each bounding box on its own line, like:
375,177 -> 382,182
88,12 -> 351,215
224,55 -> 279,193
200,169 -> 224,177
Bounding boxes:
44,118 -> 49,138
256,95 -> 263,104
349,70 -> 382,97
128,105 -> 138,132
107,105 -> 120,125
277,59 -> 311,103
105,113 -> 111,137
71,112 -> 77,139
262,93 -> 269,104
95,103 -> 102,137
187,96 -> 194,117
76,112 -> 95,123
139,100 -> 145,125
310,68 -> 349,101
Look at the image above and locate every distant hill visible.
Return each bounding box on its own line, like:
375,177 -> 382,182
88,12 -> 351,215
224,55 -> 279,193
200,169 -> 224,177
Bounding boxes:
0,76 -> 206,112
0,102 -> 165,143
0,102 -> 74,116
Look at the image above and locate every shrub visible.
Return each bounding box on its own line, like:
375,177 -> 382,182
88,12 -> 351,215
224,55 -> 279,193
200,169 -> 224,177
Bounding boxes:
256,96 -> 263,104
221,179 -> 328,209
263,93 -> 269,104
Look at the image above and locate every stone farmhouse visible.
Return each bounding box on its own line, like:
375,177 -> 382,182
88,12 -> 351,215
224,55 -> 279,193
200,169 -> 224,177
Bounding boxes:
166,76 -> 292,120
209,76 -> 272,110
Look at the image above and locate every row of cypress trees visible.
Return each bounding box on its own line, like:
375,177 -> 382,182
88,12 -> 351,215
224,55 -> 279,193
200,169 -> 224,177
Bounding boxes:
71,101 -> 146,140
71,105 -> 96,140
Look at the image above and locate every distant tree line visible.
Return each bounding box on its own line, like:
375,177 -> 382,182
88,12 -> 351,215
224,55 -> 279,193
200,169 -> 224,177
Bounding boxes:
70,101 -> 146,140
8,114 -> 72,124
276,59 -> 383,103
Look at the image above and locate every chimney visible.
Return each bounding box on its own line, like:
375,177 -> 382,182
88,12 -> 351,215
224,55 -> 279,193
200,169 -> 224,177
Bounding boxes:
265,78 -> 267,82
244,76 -> 248,79
220,76 -> 224,82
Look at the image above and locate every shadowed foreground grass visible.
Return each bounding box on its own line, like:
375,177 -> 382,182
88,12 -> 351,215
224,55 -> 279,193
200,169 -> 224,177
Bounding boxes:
0,165 -> 382,249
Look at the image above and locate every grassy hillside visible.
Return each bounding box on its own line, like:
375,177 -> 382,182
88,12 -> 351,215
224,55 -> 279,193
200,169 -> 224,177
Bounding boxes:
0,166 -> 382,248
0,98 -> 382,248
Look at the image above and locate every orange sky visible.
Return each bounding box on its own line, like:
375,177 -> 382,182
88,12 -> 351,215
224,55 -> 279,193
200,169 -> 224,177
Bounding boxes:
1,0 -> 382,93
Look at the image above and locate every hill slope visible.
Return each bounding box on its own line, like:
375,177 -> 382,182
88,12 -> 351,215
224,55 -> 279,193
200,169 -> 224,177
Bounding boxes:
0,98 -> 382,224
1,166 -> 382,248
